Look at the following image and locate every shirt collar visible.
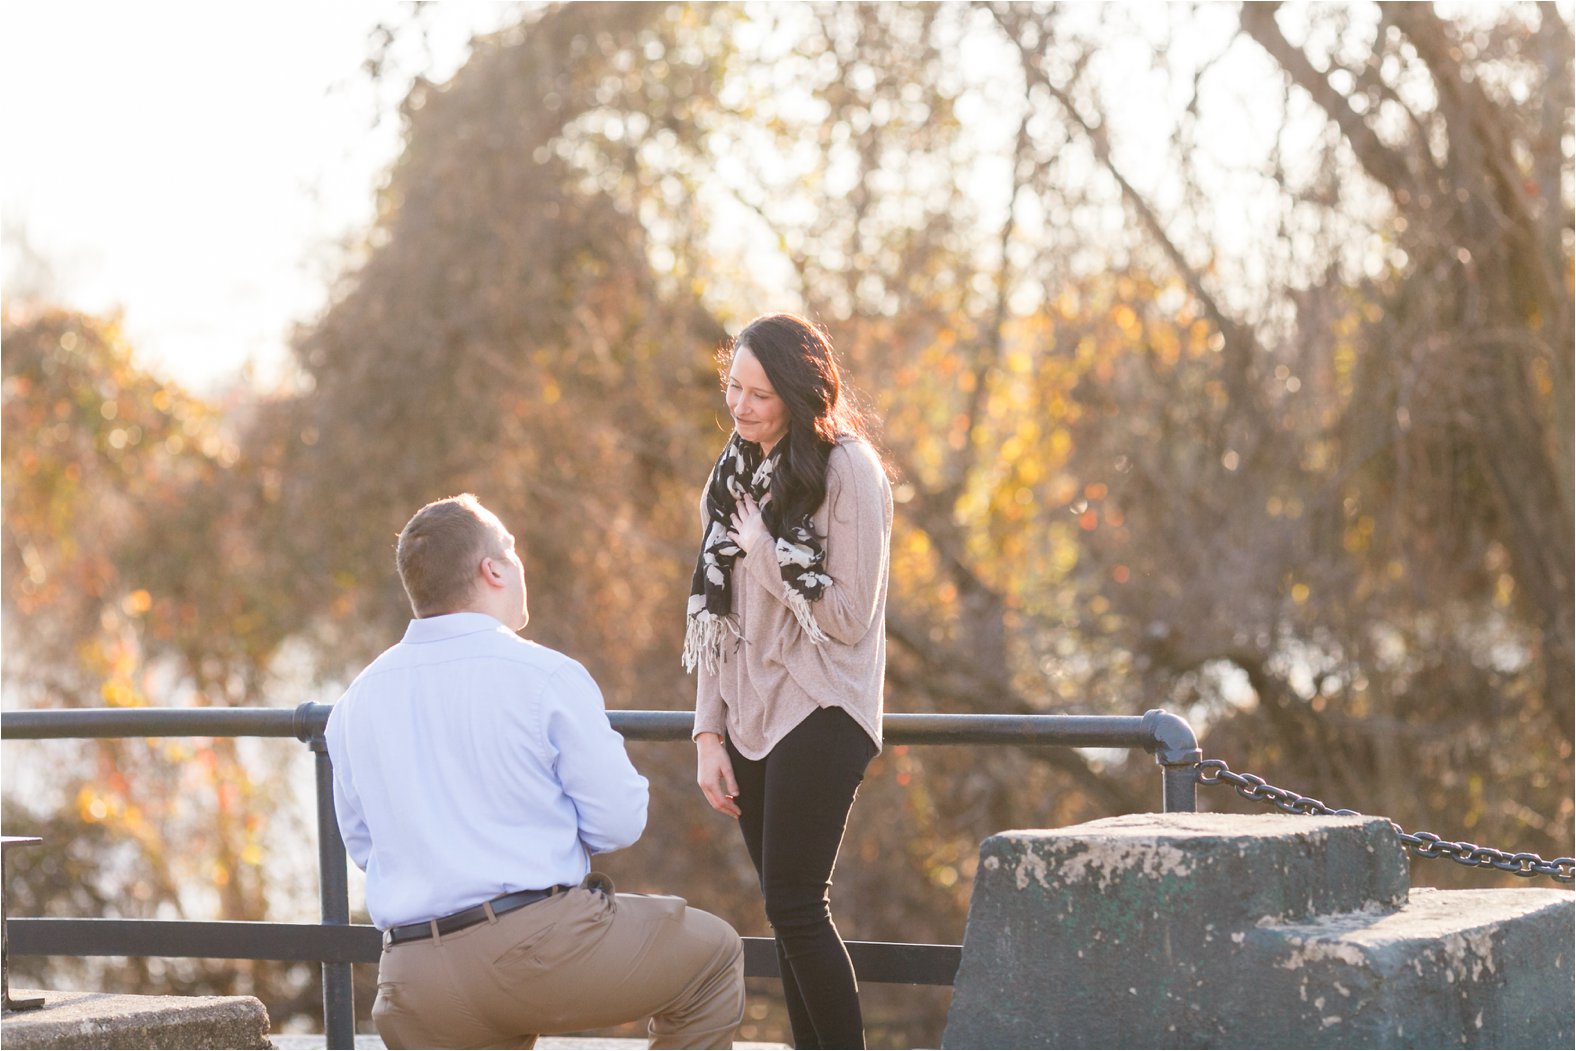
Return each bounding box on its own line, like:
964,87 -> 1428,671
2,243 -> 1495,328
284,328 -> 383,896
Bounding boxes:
401,611 -> 511,644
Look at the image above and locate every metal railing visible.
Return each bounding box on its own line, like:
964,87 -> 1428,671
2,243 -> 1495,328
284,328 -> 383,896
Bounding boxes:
2,704 -> 1201,1048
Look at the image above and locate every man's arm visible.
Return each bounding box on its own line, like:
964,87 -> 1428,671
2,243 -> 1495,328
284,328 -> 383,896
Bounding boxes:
324,703 -> 373,871
543,661 -> 649,853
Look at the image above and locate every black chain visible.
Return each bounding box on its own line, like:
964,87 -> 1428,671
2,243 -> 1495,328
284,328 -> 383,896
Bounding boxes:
1196,759 -> 1574,885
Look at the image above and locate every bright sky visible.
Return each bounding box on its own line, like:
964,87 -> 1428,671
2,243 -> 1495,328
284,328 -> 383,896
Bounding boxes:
8,2 -> 1567,397
1,2 -> 521,394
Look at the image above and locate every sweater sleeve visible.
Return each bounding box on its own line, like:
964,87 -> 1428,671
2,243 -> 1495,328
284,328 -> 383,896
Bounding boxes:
693,660 -> 728,739
691,487 -> 729,740
743,440 -> 891,646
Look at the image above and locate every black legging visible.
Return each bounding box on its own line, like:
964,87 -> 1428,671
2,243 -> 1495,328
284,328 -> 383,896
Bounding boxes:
727,705 -> 877,1049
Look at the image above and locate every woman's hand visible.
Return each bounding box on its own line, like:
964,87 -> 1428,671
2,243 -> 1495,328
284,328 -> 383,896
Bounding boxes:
728,492 -> 770,554
695,732 -> 741,818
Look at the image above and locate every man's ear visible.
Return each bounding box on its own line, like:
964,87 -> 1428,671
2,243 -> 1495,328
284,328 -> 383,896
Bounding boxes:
481,556 -> 505,589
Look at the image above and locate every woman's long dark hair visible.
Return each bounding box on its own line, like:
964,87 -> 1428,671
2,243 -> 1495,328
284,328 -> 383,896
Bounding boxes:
728,313 -> 883,538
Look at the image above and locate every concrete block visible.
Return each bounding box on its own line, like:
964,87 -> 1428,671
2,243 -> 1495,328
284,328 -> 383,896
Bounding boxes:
1235,887 -> 1574,1048
0,987 -> 271,1049
942,813 -> 1574,1049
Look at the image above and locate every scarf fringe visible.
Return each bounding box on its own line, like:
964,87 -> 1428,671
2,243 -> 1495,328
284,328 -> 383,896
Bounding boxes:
783,586 -> 829,645
682,610 -> 740,674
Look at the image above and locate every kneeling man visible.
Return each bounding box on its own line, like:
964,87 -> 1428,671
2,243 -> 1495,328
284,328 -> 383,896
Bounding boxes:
327,494 -> 744,1049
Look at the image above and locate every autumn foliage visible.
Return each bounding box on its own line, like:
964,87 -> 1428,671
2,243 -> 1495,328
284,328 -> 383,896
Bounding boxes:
3,3 -> 1571,1044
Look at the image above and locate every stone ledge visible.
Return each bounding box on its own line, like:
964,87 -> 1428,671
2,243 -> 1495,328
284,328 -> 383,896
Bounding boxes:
944,814 -> 1575,1049
0,988 -> 270,1050
1240,886 -> 1574,1048
976,812 -> 1409,926
271,1038 -> 791,1049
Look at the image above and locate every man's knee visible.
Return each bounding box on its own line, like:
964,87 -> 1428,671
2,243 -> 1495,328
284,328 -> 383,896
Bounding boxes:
685,907 -> 745,1011
690,907 -> 744,967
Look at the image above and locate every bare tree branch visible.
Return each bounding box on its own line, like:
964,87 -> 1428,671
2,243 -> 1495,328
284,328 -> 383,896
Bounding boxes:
987,2 -> 1263,405
1239,2 -> 1418,197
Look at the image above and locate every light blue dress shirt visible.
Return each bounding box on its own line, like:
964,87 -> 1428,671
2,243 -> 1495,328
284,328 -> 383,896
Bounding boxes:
325,612 -> 650,930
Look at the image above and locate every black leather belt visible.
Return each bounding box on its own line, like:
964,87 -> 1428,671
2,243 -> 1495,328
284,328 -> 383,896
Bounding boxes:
382,885 -> 571,948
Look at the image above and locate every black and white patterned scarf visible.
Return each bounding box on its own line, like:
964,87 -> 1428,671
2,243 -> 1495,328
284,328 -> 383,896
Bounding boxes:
682,435 -> 832,674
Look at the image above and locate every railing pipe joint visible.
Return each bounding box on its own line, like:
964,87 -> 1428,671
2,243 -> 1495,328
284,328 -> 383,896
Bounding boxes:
1140,708 -> 1202,767
292,702 -> 329,746
1142,709 -> 1202,814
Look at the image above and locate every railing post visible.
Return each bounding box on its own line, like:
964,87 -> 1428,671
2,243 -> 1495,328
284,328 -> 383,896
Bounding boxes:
2,837 -> 46,1012
1141,709 -> 1202,813
1161,763 -> 1199,814
296,703 -> 354,1050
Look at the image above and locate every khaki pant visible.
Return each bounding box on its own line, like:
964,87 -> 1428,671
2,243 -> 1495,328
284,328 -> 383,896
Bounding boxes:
372,883 -> 744,1049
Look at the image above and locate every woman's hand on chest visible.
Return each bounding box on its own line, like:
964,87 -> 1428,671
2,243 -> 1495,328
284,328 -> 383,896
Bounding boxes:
728,491 -> 771,554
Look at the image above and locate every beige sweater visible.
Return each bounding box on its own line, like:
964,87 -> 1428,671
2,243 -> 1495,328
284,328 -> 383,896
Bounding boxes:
692,438 -> 892,760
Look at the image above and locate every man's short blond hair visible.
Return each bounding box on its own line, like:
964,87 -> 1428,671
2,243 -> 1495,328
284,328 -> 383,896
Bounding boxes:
395,494 -> 504,617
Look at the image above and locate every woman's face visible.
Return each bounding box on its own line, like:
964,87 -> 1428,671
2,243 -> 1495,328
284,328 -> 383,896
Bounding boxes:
726,344 -> 789,452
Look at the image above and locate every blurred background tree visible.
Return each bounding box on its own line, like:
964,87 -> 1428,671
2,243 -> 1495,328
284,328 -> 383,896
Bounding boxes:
3,2 -> 1570,1045
1,308 -> 314,1010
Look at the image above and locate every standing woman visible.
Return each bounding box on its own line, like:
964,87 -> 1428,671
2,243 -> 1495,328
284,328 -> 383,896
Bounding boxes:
684,313 -> 892,1049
